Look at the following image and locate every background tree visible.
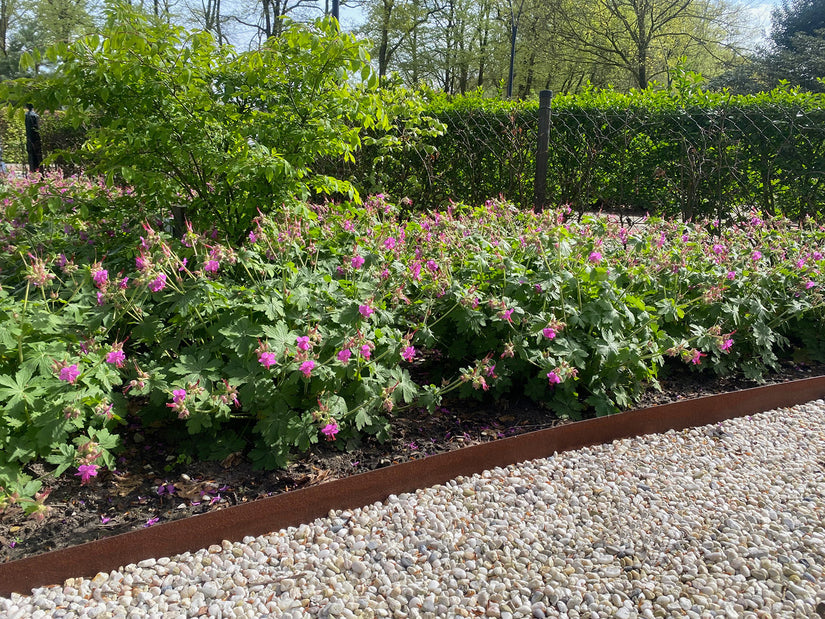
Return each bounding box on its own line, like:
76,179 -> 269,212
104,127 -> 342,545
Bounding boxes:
557,0 -> 743,89
770,0 -> 825,50
711,0 -> 825,93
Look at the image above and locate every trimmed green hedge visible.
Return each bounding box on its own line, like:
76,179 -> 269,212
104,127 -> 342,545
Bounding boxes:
355,85 -> 825,221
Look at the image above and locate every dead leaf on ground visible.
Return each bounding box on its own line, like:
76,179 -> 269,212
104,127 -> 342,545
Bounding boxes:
112,473 -> 143,497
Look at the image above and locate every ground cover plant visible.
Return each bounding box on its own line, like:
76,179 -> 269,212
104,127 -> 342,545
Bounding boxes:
2,172 -> 825,524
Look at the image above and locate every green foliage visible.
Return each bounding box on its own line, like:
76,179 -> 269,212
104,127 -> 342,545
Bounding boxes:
3,7 -> 442,240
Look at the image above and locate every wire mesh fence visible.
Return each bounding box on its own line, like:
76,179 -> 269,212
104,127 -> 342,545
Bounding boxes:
359,92 -> 825,221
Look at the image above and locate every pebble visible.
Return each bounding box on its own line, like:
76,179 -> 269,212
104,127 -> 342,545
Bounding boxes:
2,400 -> 825,617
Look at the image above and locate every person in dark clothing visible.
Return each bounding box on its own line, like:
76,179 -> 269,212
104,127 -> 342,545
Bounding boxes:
25,103 -> 42,174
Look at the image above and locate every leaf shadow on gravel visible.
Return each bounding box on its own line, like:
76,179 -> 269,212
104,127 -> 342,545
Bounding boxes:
2,359 -> 825,565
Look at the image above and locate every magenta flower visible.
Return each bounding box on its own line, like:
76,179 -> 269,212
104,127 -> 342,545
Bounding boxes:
337,349 -> 352,364
501,308 -> 514,322
59,364 -> 80,384
300,360 -> 315,378
712,244 -> 725,255
751,250 -> 762,261
426,260 -> 438,273
360,344 -> 372,360
806,281 -> 816,289
384,237 -> 397,250
813,251 -> 823,261
119,276 -> 129,289
588,251 -> 602,263
75,464 -> 99,485
106,349 -> 126,368
296,336 -> 312,351
547,371 -> 562,385
359,304 -> 374,318
92,268 -> 108,288
148,273 -> 167,292
542,327 -> 556,339
726,271 -> 736,280
690,349 -> 706,365
144,517 -> 160,528
719,338 -> 733,352
401,346 -> 416,362
171,388 -> 187,405
203,259 -> 219,273
258,351 -> 277,369
321,422 -> 339,440
248,231 -> 258,243
351,254 -> 365,269
135,255 -> 148,271
97,291 -> 105,306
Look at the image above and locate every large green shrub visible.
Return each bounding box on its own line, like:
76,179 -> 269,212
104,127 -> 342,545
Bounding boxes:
2,7 -> 441,240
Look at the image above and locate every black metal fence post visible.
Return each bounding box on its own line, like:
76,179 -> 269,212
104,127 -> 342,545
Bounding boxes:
533,90 -> 552,212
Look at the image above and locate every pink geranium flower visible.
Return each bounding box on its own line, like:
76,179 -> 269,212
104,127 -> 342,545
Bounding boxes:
351,254 -> 365,269
401,346 -> 416,362
59,364 -> 80,384
148,273 -> 167,292
296,336 -> 311,351
337,349 -> 352,364
92,268 -> 108,288
106,347 -> 126,368
258,351 -> 277,369
690,349 -> 706,365
360,344 -> 372,360
547,371 -> 561,385
300,360 -> 315,377
321,422 -> 339,440
203,259 -> 219,273
542,327 -> 556,339
719,338 -> 733,352
75,464 -> 99,485
359,304 -> 374,318
588,251 -> 602,263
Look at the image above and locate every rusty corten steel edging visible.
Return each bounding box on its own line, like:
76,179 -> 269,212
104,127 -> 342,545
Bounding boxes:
2,375 -> 825,596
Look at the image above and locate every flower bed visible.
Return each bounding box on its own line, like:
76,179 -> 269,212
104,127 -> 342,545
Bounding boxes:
1,172 -> 824,516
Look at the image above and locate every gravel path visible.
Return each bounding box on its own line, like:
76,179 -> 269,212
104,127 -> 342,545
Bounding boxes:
2,400 -> 825,618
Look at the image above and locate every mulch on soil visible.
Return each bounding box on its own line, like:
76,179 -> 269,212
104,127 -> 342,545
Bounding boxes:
2,359 -> 825,565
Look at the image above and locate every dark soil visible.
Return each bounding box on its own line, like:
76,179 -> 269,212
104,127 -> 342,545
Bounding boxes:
3,358 -> 825,565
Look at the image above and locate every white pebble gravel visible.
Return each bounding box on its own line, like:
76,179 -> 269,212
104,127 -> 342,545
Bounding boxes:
3,400 -> 825,618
